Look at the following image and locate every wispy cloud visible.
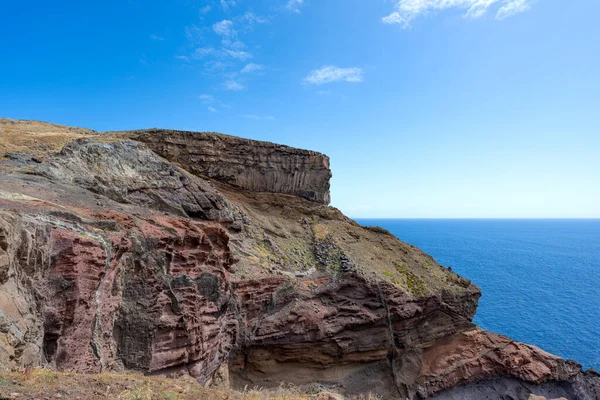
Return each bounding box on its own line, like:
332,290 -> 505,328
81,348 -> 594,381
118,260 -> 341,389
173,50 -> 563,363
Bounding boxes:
383,0 -> 533,27
224,80 -> 246,91
185,24 -> 205,43
191,20 -> 253,62
208,106 -> 217,112
241,114 -> 275,120
199,94 -> 232,110
204,60 -> 230,71
150,34 -> 164,41
286,0 -> 305,13
192,46 -> 251,61
241,12 -> 269,25
199,94 -> 215,103
193,47 -> 216,59
200,5 -> 211,14
223,49 -> 252,60
496,0 -> 531,19
304,66 -> 363,85
181,7 -> 269,88
220,0 -> 236,12
213,20 -> 235,37
241,63 -> 264,73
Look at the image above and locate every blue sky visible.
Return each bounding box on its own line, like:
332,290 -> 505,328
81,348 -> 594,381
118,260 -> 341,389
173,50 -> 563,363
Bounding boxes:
1,0 -> 599,218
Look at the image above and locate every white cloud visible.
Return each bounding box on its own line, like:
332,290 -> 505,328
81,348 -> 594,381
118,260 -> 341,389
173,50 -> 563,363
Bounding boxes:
382,12 -> 408,26
224,80 -> 246,91
175,55 -> 190,62
223,49 -> 252,60
183,6 -> 265,76
286,0 -> 304,13
213,20 -> 235,37
241,114 -> 275,120
496,0 -> 531,19
241,63 -> 264,73
204,60 -> 230,71
199,94 -> 215,104
241,12 -> 268,25
208,106 -> 217,112
199,94 -> 232,109
150,34 -> 164,41
193,47 -> 216,59
185,24 -> 204,43
225,40 -> 246,50
192,47 -> 251,61
220,0 -> 236,12
383,0 -> 533,27
200,5 -> 211,14
304,66 -> 363,85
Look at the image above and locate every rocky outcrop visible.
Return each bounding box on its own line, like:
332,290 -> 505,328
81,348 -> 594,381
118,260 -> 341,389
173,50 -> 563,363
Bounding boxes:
416,329 -> 600,400
125,129 -> 332,204
38,139 -> 233,221
0,120 -> 598,400
0,208 -> 236,383
229,273 -> 480,398
0,138 -> 239,383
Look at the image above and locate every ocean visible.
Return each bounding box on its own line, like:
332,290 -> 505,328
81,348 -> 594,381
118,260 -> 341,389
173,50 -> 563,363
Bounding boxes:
355,219 -> 600,370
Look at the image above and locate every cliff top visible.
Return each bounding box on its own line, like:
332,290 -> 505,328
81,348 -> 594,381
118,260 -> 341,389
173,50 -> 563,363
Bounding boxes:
114,128 -> 328,157
1,119 -> 332,203
0,118 -> 98,156
0,119 -> 327,158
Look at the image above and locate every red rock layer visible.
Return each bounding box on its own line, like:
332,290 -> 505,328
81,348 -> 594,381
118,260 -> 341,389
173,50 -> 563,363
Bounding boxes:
0,207 -> 237,384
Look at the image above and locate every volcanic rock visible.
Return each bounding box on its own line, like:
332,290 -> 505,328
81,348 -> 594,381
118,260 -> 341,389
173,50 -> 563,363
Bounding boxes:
123,128 -> 332,204
0,119 -> 598,399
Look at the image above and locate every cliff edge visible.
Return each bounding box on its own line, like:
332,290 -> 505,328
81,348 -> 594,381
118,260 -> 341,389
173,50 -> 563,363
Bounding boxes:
0,119 -> 598,400
121,128 -> 332,204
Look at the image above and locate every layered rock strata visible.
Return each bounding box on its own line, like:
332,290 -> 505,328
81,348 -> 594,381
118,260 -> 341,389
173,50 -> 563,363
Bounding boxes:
124,129 -> 332,204
0,119 -> 598,399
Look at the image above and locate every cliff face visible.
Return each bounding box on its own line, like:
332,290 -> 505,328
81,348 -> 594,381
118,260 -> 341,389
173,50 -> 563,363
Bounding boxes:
124,129 -> 332,204
0,119 -> 598,400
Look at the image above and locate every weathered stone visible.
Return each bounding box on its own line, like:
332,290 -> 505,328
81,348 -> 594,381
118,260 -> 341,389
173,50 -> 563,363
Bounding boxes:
125,129 -> 332,204
35,139 -> 233,221
0,120 -> 598,400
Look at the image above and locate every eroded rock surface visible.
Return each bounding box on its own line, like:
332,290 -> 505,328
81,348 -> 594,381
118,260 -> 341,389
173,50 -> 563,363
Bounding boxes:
124,128 -> 332,204
0,119 -> 598,399
37,139 -> 233,221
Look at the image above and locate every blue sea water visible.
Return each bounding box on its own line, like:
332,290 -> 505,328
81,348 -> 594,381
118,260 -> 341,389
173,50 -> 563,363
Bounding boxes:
355,219 -> 600,370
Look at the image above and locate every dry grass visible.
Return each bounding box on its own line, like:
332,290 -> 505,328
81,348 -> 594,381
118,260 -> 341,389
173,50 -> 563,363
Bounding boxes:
0,369 -> 383,400
0,119 -> 93,157
0,119 -> 124,158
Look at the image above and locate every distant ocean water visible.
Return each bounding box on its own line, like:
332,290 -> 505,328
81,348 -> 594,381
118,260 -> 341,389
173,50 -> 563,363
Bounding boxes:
355,219 -> 600,370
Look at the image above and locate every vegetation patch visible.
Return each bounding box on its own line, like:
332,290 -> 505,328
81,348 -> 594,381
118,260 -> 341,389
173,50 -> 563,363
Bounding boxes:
0,369 -> 373,399
312,223 -> 353,274
394,262 -> 427,297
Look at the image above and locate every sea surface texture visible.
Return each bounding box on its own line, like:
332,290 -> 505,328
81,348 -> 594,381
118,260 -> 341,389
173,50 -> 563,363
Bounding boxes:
356,219 -> 600,370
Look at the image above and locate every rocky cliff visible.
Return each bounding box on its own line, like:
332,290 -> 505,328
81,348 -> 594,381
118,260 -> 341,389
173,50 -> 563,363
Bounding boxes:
122,128 -> 332,204
0,119 -> 598,400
